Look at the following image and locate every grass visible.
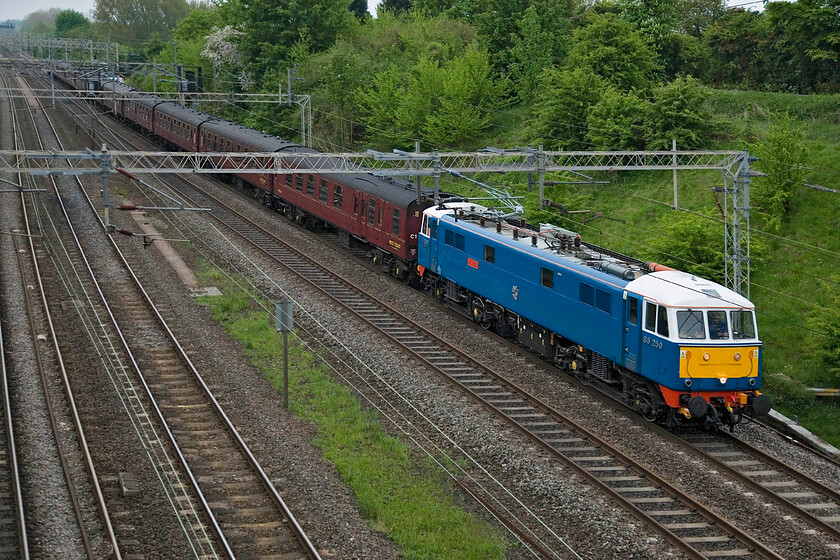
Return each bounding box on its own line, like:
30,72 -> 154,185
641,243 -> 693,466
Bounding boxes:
195,266 -> 507,560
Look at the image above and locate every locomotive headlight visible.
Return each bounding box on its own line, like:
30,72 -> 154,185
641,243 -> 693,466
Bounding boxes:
719,377 -> 727,384
734,353 -> 741,361
703,353 -> 711,361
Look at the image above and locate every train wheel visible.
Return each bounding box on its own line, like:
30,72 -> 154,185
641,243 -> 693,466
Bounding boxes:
470,297 -> 493,329
633,388 -> 659,422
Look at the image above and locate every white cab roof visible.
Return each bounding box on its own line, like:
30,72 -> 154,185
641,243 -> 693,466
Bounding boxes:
626,270 -> 753,309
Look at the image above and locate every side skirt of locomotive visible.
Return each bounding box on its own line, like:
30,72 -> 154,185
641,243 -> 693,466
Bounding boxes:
419,269 -> 759,431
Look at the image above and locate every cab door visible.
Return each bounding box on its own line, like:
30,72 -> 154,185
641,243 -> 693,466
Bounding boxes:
428,218 -> 439,273
622,292 -> 642,373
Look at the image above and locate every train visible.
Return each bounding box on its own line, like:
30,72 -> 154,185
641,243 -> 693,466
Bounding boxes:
50,62 -> 771,430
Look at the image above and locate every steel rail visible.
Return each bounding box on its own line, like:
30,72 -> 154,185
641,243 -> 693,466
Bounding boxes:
7,54 -> 124,560
0,60 -> 30,560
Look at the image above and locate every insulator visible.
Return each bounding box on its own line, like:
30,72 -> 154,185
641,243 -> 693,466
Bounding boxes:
531,235 -> 537,246
117,205 -> 139,210
496,222 -> 502,233
117,228 -> 135,236
116,167 -> 137,179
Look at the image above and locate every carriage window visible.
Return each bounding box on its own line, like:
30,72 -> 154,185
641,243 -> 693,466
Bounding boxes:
306,175 -> 315,196
580,283 -> 594,306
657,306 -> 670,337
541,267 -> 554,289
368,200 -> 376,224
295,175 -> 303,191
708,310 -> 729,339
677,310 -> 705,339
596,289 -> 611,314
484,245 -> 495,263
628,297 -> 638,325
285,174 -> 292,187
378,206 -> 383,226
645,302 -> 657,331
333,185 -> 343,209
454,233 -> 465,250
731,310 -> 756,339
392,209 -> 400,235
319,180 -> 328,202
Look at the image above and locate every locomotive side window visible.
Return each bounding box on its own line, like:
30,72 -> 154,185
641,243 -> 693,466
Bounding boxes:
596,289 -> 611,314
454,233 -> 465,250
580,283 -> 594,306
306,175 -> 315,196
541,267 -> 554,289
677,310 -> 705,339
645,302 -> 657,331
319,180 -> 328,202
392,209 -> 400,235
445,229 -> 454,246
731,310 -> 756,339
628,297 -> 638,325
368,200 -> 376,224
484,245 -> 495,263
657,306 -> 670,337
334,185 -> 343,209
708,310 -> 729,339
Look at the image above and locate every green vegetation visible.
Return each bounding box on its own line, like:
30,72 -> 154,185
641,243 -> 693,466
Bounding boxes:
196,267 -> 507,559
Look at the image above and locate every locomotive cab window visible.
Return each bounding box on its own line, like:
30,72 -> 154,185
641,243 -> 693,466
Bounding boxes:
484,245 -> 495,264
541,267 -> 554,289
708,310 -> 729,339
677,310 -> 705,339
657,306 -> 670,337
645,301 -> 657,332
730,310 -> 756,339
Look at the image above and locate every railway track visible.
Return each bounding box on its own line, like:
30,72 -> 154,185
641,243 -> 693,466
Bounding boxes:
11,58 -> 322,559
152,174 -> 787,559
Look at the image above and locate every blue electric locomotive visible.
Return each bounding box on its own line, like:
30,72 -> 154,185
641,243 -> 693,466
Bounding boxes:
417,201 -> 771,429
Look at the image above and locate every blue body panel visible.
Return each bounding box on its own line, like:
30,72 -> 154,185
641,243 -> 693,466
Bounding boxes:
418,214 -> 762,395
420,215 -> 629,366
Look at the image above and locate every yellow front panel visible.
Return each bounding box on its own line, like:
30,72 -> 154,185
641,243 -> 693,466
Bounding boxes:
679,346 -> 759,379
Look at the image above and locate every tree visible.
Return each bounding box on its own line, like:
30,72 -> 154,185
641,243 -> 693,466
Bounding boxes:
704,9 -> 770,89
646,211 -> 726,284
21,8 -> 61,34
54,10 -> 89,36
94,0 -> 190,41
585,88 -> 649,150
528,67 -> 605,149
237,0 -> 356,82
749,113 -> 807,231
645,75 -> 715,150
380,0 -> 412,15
349,0 -> 370,20
807,275 -> 840,385
508,0 -> 575,101
565,14 -> 659,93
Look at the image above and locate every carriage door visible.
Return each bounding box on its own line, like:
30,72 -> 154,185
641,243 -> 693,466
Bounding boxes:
622,292 -> 641,373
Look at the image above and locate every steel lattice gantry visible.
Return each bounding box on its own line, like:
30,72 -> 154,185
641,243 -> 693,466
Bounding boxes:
0,147 -> 754,296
